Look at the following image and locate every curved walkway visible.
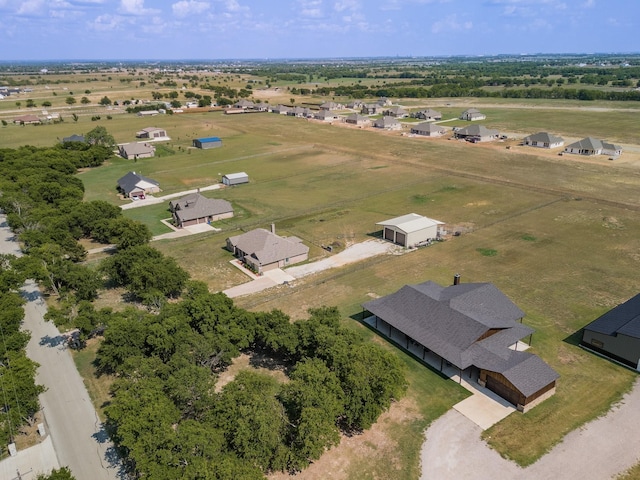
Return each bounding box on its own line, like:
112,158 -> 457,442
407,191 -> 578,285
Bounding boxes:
421,378 -> 640,479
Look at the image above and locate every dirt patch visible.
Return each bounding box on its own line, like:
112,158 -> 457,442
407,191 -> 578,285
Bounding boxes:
268,397 -> 421,480
215,352 -> 289,393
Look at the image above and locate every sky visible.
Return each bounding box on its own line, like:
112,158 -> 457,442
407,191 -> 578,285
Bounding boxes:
0,0 -> 638,61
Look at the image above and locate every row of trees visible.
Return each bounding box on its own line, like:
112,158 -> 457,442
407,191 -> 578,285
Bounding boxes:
97,292 -> 407,478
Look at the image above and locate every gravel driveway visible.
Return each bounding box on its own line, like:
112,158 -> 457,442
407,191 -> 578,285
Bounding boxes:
421,378 -> 640,479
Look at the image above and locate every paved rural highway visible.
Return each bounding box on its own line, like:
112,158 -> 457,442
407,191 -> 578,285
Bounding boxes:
0,215 -> 121,480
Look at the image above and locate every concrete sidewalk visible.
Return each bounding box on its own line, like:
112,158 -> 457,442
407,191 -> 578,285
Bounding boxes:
0,435 -> 59,480
223,267 -> 295,298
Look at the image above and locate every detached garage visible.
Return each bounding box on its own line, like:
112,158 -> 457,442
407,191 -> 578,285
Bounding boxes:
376,213 -> 444,247
222,172 -> 249,186
193,136 -> 222,149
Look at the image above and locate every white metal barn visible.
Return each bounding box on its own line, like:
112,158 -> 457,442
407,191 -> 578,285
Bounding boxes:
377,213 -> 444,247
222,172 -> 249,186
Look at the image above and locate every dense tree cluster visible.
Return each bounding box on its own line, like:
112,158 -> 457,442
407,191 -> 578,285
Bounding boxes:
0,255 -> 45,446
97,291 -> 407,479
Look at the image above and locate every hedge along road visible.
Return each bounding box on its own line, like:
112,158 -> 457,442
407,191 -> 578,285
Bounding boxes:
0,214 -> 122,480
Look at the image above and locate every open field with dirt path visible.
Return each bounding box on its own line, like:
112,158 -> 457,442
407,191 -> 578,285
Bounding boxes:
4,94 -> 640,479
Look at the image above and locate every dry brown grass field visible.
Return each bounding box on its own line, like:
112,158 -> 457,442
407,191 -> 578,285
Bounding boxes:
3,81 -> 640,477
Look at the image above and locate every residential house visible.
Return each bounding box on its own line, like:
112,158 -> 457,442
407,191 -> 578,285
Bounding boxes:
412,109 -> 442,121
136,127 -> 167,139
454,125 -> 499,142
314,110 -> 338,122
233,99 -> 255,109
13,114 -> 41,125
169,193 -> 234,228
522,132 -> 564,149
411,122 -> 446,137
383,106 -> 409,118
361,103 -> 381,115
345,113 -> 371,127
363,278 -> 559,411
581,293 -> 640,370
117,171 -> 160,200
377,97 -> 392,106
319,101 -> 344,110
222,172 -> 249,186
193,137 -> 222,149
460,108 -> 486,121
118,142 -> 156,160
564,137 -> 623,157
226,226 -> 309,274
376,213 -> 444,247
346,100 -> 364,109
271,104 -> 290,115
373,116 -> 402,130
62,134 -> 85,143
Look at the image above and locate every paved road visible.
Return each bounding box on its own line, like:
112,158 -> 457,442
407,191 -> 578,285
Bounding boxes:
421,378 -> 640,479
0,216 -> 122,479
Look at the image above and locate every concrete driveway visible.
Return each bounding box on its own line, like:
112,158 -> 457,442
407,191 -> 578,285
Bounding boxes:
421,379 -> 640,480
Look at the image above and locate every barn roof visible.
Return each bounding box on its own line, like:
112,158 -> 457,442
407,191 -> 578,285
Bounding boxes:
583,293 -> 640,339
376,213 -> 444,234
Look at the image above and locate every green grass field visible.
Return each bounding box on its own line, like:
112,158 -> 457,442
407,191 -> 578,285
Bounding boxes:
4,92 -> 640,478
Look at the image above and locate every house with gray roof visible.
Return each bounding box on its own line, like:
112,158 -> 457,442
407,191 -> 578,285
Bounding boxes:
581,293 -> 640,370
373,116 -> 402,130
363,279 -> 559,411
522,132 -> 564,149
454,124 -> 499,142
564,137 -> 623,157
345,113 -> 371,127
226,226 -> 309,274
412,108 -> 442,121
460,108 -> 486,121
314,110 -> 338,122
383,106 -> 409,118
117,171 -> 160,200
320,101 -> 344,111
411,122 -> 446,137
118,142 -> 156,160
361,103 -> 381,115
169,193 -> 233,228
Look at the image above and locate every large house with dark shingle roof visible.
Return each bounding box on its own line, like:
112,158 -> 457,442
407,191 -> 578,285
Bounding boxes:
169,193 -> 233,228
363,279 -> 559,411
581,293 -> 640,370
226,227 -> 309,274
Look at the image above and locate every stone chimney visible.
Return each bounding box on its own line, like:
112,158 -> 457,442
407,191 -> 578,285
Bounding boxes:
453,273 -> 461,286
270,223 -> 276,234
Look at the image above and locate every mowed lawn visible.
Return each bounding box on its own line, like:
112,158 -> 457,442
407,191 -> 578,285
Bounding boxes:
5,101 -> 640,477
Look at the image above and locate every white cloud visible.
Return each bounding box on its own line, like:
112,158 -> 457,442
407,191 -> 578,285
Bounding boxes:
17,0 -> 45,15
172,0 -> 210,18
298,0 -> 324,18
90,13 -> 121,31
334,0 -> 360,12
431,14 -> 472,34
118,0 -> 159,15
582,0 -> 595,7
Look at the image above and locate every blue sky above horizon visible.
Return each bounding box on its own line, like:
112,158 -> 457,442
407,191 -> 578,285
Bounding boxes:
0,0 -> 638,61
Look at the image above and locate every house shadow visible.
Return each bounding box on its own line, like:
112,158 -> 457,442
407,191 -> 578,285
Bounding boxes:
366,229 -> 384,239
562,329 -> 584,347
21,289 -> 43,302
